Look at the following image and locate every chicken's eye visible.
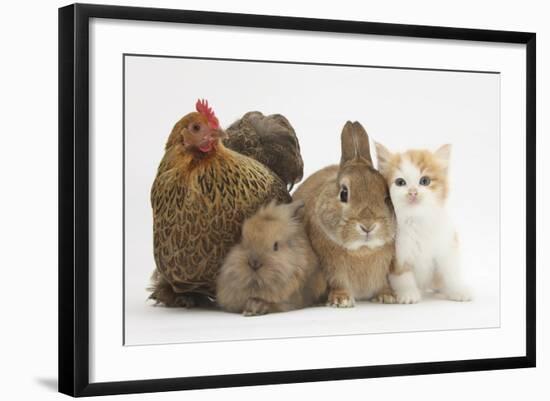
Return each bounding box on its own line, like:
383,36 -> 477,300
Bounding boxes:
273,242 -> 279,251
191,123 -> 201,133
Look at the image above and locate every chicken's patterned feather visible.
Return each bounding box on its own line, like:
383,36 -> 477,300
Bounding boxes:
151,147 -> 290,298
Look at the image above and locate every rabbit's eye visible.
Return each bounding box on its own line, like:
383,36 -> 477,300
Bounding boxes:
273,242 -> 279,251
419,176 -> 431,186
395,178 -> 406,187
339,186 -> 349,203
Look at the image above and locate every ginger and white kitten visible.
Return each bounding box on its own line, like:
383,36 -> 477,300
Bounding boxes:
375,142 -> 471,303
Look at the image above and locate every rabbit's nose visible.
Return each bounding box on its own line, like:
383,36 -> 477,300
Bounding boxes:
360,225 -> 372,235
248,257 -> 263,271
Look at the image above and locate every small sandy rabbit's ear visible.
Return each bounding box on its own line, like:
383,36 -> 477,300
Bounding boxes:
285,200 -> 305,220
340,121 -> 373,166
375,142 -> 393,176
434,144 -> 452,172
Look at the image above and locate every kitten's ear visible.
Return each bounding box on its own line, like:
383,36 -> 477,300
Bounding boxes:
435,144 -> 452,172
375,142 -> 393,176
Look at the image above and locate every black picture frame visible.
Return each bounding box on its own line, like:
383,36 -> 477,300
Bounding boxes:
58,3 -> 536,397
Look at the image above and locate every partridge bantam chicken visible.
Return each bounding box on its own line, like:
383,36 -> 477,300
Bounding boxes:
149,100 -> 293,307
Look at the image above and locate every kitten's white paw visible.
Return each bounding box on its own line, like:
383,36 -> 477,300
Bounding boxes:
445,287 -> 472,302
395,288 -> 421,304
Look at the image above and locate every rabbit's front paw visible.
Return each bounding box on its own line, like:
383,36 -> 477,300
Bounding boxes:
395,288 -> 421,304
243,298 -> 270,316
327,290 -> 355,308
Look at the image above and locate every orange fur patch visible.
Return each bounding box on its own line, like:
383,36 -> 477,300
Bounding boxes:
404,149 -> 448,201
380,148 -> 449,203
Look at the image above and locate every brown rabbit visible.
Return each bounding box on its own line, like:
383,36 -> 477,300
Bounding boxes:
293,121 -> 396,307
216,200 -> 327,316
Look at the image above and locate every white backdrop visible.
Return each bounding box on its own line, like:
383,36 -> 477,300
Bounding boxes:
0,1 -> 547,401
90,16 -> 526,383
124,55 -> 500,345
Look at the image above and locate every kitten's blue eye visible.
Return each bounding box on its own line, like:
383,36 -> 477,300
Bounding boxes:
419,176 -> 431,186
395,178 -> 406,187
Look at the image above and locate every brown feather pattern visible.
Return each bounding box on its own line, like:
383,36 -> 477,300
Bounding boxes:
150,143 -> 291,303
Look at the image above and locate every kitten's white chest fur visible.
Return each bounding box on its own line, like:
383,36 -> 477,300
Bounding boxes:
396,208 -> 456,290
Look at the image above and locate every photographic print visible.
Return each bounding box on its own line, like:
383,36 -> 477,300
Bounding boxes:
123,54 -> 500,345
59,4 -> 535,396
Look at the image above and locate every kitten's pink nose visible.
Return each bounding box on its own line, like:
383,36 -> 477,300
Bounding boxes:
408,188 -> 418,197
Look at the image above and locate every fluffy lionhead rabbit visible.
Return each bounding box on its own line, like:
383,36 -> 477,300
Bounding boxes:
293,121 -> 396,307
216,200 -> 327,316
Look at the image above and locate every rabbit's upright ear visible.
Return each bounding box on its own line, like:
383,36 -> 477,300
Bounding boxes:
352,121 -> 373,165
340,121 -> 373,166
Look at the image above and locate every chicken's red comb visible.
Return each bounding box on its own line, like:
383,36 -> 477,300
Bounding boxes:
195,99 -> 220,130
